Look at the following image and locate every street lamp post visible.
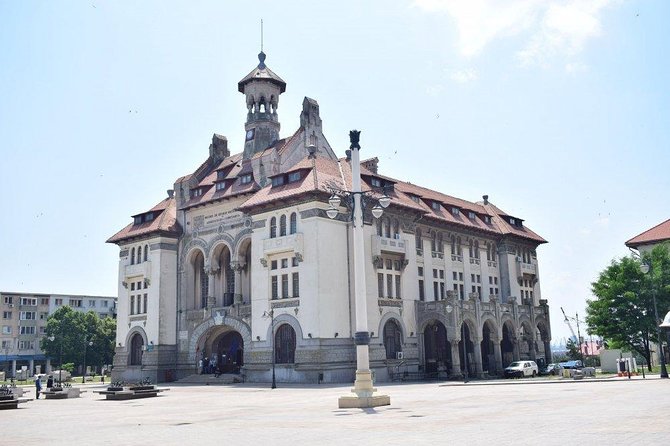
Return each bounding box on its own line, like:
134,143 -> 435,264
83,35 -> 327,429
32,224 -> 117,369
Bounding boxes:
333,130 -> 391,409
81,338 -> 93,384
262,310 -> 276,389
640,261 -> 668,379
48,335 -> 63,384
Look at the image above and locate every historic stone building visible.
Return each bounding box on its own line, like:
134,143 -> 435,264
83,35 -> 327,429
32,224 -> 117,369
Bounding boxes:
107,52 -> 552,384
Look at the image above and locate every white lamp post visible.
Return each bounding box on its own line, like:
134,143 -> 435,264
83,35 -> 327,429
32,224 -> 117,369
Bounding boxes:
334,130 -> 390,408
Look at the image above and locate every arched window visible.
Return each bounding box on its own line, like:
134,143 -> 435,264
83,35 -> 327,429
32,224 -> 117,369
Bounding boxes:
193,251 -> 207,309
377,219 -> 383,237
437,233 -> 443,253
279,215 -> 287,237
130,247 -> 135,265
270,217 -> 277,238
456,237 -> 462,256
451,235 -> 456,255
144,244 -> 148,262
474,240 -> 479,259
468,240 -> 474,258
289,212 -> 297,234
384,218 -> 391,238
129,333 -> 144,366
415,228 -> 422,252
392,219 -> 400,237
275,324 -> 296,364
431,231 -> 437,252
383,319 -> 402,359
137,246 -> 142,264
486,242 -> 491,261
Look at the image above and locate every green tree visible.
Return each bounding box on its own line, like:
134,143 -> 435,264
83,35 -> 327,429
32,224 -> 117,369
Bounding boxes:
586,244 -> 670,371
565,338 -> 581,360
40,306 -> 116,373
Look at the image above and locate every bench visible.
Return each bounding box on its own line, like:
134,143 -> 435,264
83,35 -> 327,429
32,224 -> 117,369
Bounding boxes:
94,386 -> 169,400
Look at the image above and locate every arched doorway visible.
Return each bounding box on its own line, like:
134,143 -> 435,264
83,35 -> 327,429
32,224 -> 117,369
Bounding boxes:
501,321 -> 515,367
187,249 -> 207,310
212,243 -> 234,306
212,331 -> 244,374
383,319 -> 403,360
129,333 -> 144,366
481,321 -> 496,374
423,320 -> 450,375
275,324 -> 296,364
536,321 -> 551,368
459,322 -> 475,376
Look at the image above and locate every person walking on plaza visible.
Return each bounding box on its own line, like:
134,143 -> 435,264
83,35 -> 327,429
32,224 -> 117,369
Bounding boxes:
46,375 -> 54,389
35,376 -> 42,399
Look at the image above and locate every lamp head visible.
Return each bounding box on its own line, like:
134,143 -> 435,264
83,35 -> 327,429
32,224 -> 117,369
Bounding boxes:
328,194 -> 341,209
660,310 -> 670,329
378,195 -> 391,209
640,262 -> 650,274
326,208 -> 339,219
371,204 -> 383,219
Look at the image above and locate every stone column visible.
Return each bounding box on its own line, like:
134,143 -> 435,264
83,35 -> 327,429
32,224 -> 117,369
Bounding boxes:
512,337 -> 521,361
544,339 -> 552,365
450,340 -> 462,378
206,267 -> 217,309
11,359 -> 16,378
493,341 -> 503,376
230,261 -> 245,304
472,338 -> 483,377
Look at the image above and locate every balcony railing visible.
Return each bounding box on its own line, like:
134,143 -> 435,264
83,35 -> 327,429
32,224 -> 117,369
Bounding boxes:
372,235 -> 407,256
487,260 -> 497,268
469,258 -> 480,265
125,260 -> 151,280
263,233 -> 304,256
431,251 -> 444,259
451,254 -> 463,262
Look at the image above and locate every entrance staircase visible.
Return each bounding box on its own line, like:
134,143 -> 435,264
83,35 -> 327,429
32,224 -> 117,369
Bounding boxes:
176,373 -> 243,385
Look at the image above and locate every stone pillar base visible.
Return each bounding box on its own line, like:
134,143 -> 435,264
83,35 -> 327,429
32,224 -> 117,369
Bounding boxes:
338,394 -> 391,409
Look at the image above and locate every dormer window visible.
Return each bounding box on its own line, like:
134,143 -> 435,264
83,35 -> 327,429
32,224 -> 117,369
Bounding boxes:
371,178 -> 382,188
216,171 -> 226,181
451,207 -> 460,216
271,176 -> 285,187
134,216 -> 142,225
484,216 -> 492,224
410,195 -> 420,203
191,188 -> 203,198
145,212 -> 154,222
468,211 -> 476,220
288,171 -> 302,183
431,201 -> 440,211
133,212 -> 155,225
240,174 -> 253,185
509,217 -> 516,225
216,181 -> 227,191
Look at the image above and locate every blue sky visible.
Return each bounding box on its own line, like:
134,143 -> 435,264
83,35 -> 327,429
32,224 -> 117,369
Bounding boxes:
1,0 -> 668,343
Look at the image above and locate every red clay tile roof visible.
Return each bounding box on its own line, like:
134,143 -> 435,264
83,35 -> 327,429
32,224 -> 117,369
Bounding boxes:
238,52 -> 286,93
626,218 -> 670,248
107,197 -> 181,244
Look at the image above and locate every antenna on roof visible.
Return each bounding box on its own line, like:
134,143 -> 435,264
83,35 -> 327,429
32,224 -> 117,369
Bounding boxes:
260,19 -> 264,52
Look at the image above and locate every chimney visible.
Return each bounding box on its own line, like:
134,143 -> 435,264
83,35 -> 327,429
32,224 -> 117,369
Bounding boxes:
167,189 -> 174,199
482,195 -> 489,205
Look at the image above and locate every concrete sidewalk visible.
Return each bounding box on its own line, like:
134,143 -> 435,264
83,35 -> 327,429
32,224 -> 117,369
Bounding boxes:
3,378 -> 669,446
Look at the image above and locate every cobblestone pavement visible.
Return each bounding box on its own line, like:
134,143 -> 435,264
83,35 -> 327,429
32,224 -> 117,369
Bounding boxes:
3,376 -> 669,446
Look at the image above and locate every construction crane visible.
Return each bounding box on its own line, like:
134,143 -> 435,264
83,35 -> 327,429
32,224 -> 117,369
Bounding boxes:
561,307 -> 584,360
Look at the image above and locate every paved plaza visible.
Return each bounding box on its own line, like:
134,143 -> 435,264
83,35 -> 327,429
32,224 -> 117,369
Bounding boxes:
3,377 -> 669,445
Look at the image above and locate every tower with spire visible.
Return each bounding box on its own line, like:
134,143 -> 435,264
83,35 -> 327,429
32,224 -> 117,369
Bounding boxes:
238,51 -> 286,159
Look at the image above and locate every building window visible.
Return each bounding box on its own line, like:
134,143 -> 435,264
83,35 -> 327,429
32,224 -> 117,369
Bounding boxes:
129,333 -> 143,366
40,298 -> 49,305
275,324 -> 296,364
102,300 -> 109,308
290,212 -> 297,234
395,275 -> 401,299
452,207 -> 460,216
130,296 -> 135,315
130,247 -> 135,265
271,176 -> 285,187
378,274 -> 384,298
2,311 -> 11,319
144,244 -> 148,261
288,171 -> 301,183
20,326 -> 36,335
240,174 -> 252,184
88,300 -> 96,307
143,294 -> 148,313
2,326 -> 11,335
386,275 -> 393,298
383,319 -> 402,359
371,178 -> 382,187
137,246 -> 142,264
270,217 -> 277,238
431,201 -> 440,211
280,215 -> 287,236
19,341 -> 35,350
418,280 -> 425,301
19,311 -> 36,320
415,228 -> 423,254
292,273 -> 299,297
21,298 -> 37,306
55,298 -> 62,305
281,274 -> 289,298
271,276 -> 278,300
4,296 -> 12,304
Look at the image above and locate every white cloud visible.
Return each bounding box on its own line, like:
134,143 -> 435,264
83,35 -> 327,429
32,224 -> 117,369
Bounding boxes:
412,0 -> 617,66
449,67 -> 478,83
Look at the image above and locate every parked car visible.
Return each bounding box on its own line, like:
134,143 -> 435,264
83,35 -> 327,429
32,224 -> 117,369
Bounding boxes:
540,363 -> 561,376
559,360 -> 583,370
504,361 -> 539,378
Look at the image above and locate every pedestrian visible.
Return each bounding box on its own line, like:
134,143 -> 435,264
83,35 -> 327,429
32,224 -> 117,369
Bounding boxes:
35,375 -> 42,399
46,375 -> 54,389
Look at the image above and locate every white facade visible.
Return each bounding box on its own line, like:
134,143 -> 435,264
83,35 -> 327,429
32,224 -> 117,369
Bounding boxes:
108,53 -> 552,384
